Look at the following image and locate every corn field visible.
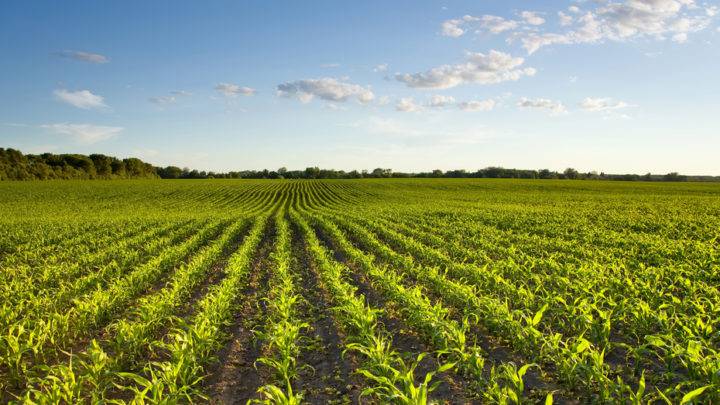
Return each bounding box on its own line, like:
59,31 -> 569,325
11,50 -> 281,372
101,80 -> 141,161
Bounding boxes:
1,179 -> 718,404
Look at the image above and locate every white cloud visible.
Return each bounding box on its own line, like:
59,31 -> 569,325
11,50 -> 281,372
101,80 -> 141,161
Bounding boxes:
515,1 -> 714,54
444,12 -> 559,37
518,32 -> 575,54
521,11 -> 546,25
42,123 -> 122,144
458,99 -> 495,111
395,50 -> 535,89
442,14 -> 520,36
171,90 -> 193,96
481,15 -> 519,34
54,89 -> 108,110
276,78 -> 375,104
149,97 -> 177,104
216,83 -> 257,98
373,64 -> 388,72
56,50 -> 108,64
579,97 -> 630,111
599,1 -> 694,38
518,97 -> 568,115
441,19 -> 466,36
428,95 -> 456,107
376,96 -> 391,105
558,11 -> 574,26
396,97 -> 422,112
569,6 -> 581,14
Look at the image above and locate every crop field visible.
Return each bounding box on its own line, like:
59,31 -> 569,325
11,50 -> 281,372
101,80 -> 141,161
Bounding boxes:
0,179 -> 719,404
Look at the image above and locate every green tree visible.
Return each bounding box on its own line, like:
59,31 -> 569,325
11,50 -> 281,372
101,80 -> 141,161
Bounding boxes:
563,168 -> 579,180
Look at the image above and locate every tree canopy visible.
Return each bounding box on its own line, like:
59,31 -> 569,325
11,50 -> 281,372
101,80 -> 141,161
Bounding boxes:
0,148 -> 713,182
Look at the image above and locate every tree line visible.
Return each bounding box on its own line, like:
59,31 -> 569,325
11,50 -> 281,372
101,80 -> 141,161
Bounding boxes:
0,148 -> 157,180
1,148 -> 717,182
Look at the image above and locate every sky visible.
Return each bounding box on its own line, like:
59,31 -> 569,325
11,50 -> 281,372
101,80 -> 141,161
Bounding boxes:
1,0 -> 719,175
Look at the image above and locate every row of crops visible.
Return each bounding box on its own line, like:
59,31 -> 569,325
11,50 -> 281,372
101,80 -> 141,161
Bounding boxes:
1,179 -> 718,404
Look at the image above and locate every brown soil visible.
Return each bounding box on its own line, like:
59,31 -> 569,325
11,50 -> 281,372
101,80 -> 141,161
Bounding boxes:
202,219 -> 275,405
291,223 -> 363,404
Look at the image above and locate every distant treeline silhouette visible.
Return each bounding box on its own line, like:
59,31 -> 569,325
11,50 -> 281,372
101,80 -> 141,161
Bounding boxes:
1,148 -> 717,182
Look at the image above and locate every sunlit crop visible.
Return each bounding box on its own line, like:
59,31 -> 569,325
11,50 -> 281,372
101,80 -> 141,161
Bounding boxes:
1,178 -> 718,404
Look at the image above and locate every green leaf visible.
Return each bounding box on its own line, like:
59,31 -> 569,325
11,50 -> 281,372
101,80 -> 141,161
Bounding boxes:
437,361 -> 457,374
680,386 -> 709,404
532,304 -> 549,327
636,371 -> 645,398
116,372 -> 151,387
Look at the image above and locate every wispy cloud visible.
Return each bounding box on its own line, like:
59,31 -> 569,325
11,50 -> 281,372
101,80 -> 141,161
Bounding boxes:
579,97 -> 630,111
396,97 -> 422,112
276,78 -> 375,104
443,2 -> 714,54
427,95 -> 456,107
170,90 -> 193,96
373,64 -> 388,72
42,123 -> 123,144
514,1 -> 714,54
55,50 -> 108,64
518,97 -> 568,115
216,83 -> 257,98
149,96 -> 178,105
54,89 -> 108,110
394,50 -> 535,89
458,99 -> 495,111
521,11 -> 545,26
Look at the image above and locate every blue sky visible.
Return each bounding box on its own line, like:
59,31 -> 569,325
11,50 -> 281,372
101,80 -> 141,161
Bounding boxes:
1,0 -> 719,174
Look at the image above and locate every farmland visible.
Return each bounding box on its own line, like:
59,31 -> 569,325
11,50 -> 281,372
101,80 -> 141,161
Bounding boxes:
1,179 -> 719,404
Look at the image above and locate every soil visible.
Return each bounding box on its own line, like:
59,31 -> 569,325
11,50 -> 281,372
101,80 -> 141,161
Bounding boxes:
291,223 -> 364,404
202,219 -> 275,405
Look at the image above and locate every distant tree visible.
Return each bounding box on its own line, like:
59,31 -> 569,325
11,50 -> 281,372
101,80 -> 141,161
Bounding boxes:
90,154 -> 113,178
159,166 -> 183,179
445,169 -> 467,178
111,159 -> 126,177
29,162 -> 52,180
664,172 -> 687,182
124,158 -> 145,178
563,168 -> 579,180
305,167 -> 320,179
371,168 -> 392,178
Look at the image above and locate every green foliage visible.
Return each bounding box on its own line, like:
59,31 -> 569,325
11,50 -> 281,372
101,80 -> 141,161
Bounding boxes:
1,179 -> 719,404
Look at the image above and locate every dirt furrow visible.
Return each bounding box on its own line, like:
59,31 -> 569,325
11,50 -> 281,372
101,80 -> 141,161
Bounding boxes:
202,220 -> 275,405
291,223 -> 362,404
